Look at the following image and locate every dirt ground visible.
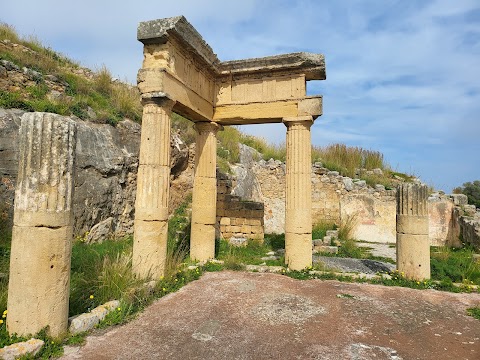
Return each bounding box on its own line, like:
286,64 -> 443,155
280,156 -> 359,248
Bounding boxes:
61,271 -> 480,360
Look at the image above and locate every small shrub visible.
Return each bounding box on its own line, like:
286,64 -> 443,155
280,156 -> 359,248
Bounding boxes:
453,180 -> 480,208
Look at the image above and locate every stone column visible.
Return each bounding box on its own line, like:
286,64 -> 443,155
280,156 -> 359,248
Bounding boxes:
190,121 -> 221,261
283,116 -> 313,270
396,183 -> 430,280
7,112 -> 76,337
132,96 -> 175,279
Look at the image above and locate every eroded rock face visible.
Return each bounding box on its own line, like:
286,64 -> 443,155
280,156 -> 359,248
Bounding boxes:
0,109 -> 190,239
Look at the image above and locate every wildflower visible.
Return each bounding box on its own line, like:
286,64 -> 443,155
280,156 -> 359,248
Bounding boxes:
2,314 -> 5,318
89,295 -> 94,299
416,281 -> 420,285
117,307 -> 121,311
162,287 -> 166,292
3,310 -> 7,315
0,320 -> 4,325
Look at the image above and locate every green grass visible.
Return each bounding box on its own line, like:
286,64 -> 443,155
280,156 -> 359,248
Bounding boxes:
216,239 -> 284,268
430,247 -> 480,286
0,23 -> 141,125
312,221 -> 336,241
467,307 -> 480,320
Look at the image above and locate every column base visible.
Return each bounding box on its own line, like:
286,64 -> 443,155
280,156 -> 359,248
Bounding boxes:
133,219 -> 168,279
285,232 -> 312,270
396,233 -> 430,280
7,225 -> 72,337
190,223 -> 216,262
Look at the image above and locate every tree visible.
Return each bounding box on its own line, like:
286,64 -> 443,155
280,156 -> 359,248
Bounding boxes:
453,180 -> 480,208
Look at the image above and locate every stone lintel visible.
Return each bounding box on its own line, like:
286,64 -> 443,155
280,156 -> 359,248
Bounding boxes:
139,70 -> 214,121
213,97 -> 321,125
219,52 -> 326,81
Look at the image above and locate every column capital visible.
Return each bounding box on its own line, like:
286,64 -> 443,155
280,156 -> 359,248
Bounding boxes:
141,92 -> 176,109
194,121 -> 223,134
283,115 -> 314,129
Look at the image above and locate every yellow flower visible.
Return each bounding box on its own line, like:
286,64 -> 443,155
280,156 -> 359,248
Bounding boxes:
117,307 -> 121,311
162,287 -> 166,291
89,295 -> 94,299
0,320 -> 4,324
3,310 -> 7,315
160,276 -> 164,280
416,281 -> 420,285
2,314 -> 5,318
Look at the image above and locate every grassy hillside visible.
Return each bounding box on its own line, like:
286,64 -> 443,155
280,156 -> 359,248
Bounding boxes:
0,22 -> 407,188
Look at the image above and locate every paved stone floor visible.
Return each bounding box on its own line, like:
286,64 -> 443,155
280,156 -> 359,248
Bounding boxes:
61,271 -> 480,360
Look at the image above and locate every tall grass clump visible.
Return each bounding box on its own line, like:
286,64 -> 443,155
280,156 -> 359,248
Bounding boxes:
312,221 -> 336,240
217,126 -> 241,163
94,65 -> 113,96
312,144 -> 386,178
69,237 -> 134,315
165,196 -> 192,277
111,83 -> 142,122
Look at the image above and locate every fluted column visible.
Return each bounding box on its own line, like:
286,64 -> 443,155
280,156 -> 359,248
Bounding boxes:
7,113 -> 76,337
283,116 -> 313,270
190,121 -> 221,261
396,183 -> 430,280
132,96 -> 175,279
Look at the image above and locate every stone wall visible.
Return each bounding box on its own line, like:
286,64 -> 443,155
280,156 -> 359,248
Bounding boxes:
216,172 -> 264,244
245,150 -> 464,246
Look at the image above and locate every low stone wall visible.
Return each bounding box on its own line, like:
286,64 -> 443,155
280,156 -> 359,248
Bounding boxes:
216,173 -> 264,244
248,154 -> 463,246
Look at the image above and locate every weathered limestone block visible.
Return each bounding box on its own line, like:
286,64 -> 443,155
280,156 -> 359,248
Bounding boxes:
190,122 -> 221,261
284,116 -> 313,270
7,112 -> 76,338
0,338 -> 44,360
396,183 -> 430,280
68,300 -> 120,335
133,97 -> 175,280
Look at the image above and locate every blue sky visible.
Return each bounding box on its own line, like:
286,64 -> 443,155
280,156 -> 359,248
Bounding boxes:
2,0 -> 479,192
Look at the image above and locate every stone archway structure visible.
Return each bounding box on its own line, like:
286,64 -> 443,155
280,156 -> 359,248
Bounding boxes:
133,16 -> 326,277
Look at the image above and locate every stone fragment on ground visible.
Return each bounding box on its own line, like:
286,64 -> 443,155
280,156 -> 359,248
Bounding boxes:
69,300 -> 120,334
0,338 -> 44,360
314,255 -> 395,274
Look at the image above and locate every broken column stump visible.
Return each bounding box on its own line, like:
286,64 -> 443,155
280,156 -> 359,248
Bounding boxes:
396,183 -> 430,280
7,112 -> 77,337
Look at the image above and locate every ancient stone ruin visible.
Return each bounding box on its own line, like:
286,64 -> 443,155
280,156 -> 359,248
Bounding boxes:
133,15 -> 325,276
4,15 -> 479,340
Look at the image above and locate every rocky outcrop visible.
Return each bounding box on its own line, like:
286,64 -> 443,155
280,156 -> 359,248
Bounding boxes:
0,108 -> 190,239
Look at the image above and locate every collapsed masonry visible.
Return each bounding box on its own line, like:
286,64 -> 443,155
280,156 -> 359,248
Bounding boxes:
132,15 -> 326,276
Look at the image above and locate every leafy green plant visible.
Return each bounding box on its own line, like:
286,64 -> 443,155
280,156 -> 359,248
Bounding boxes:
467,307 -> 480,320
